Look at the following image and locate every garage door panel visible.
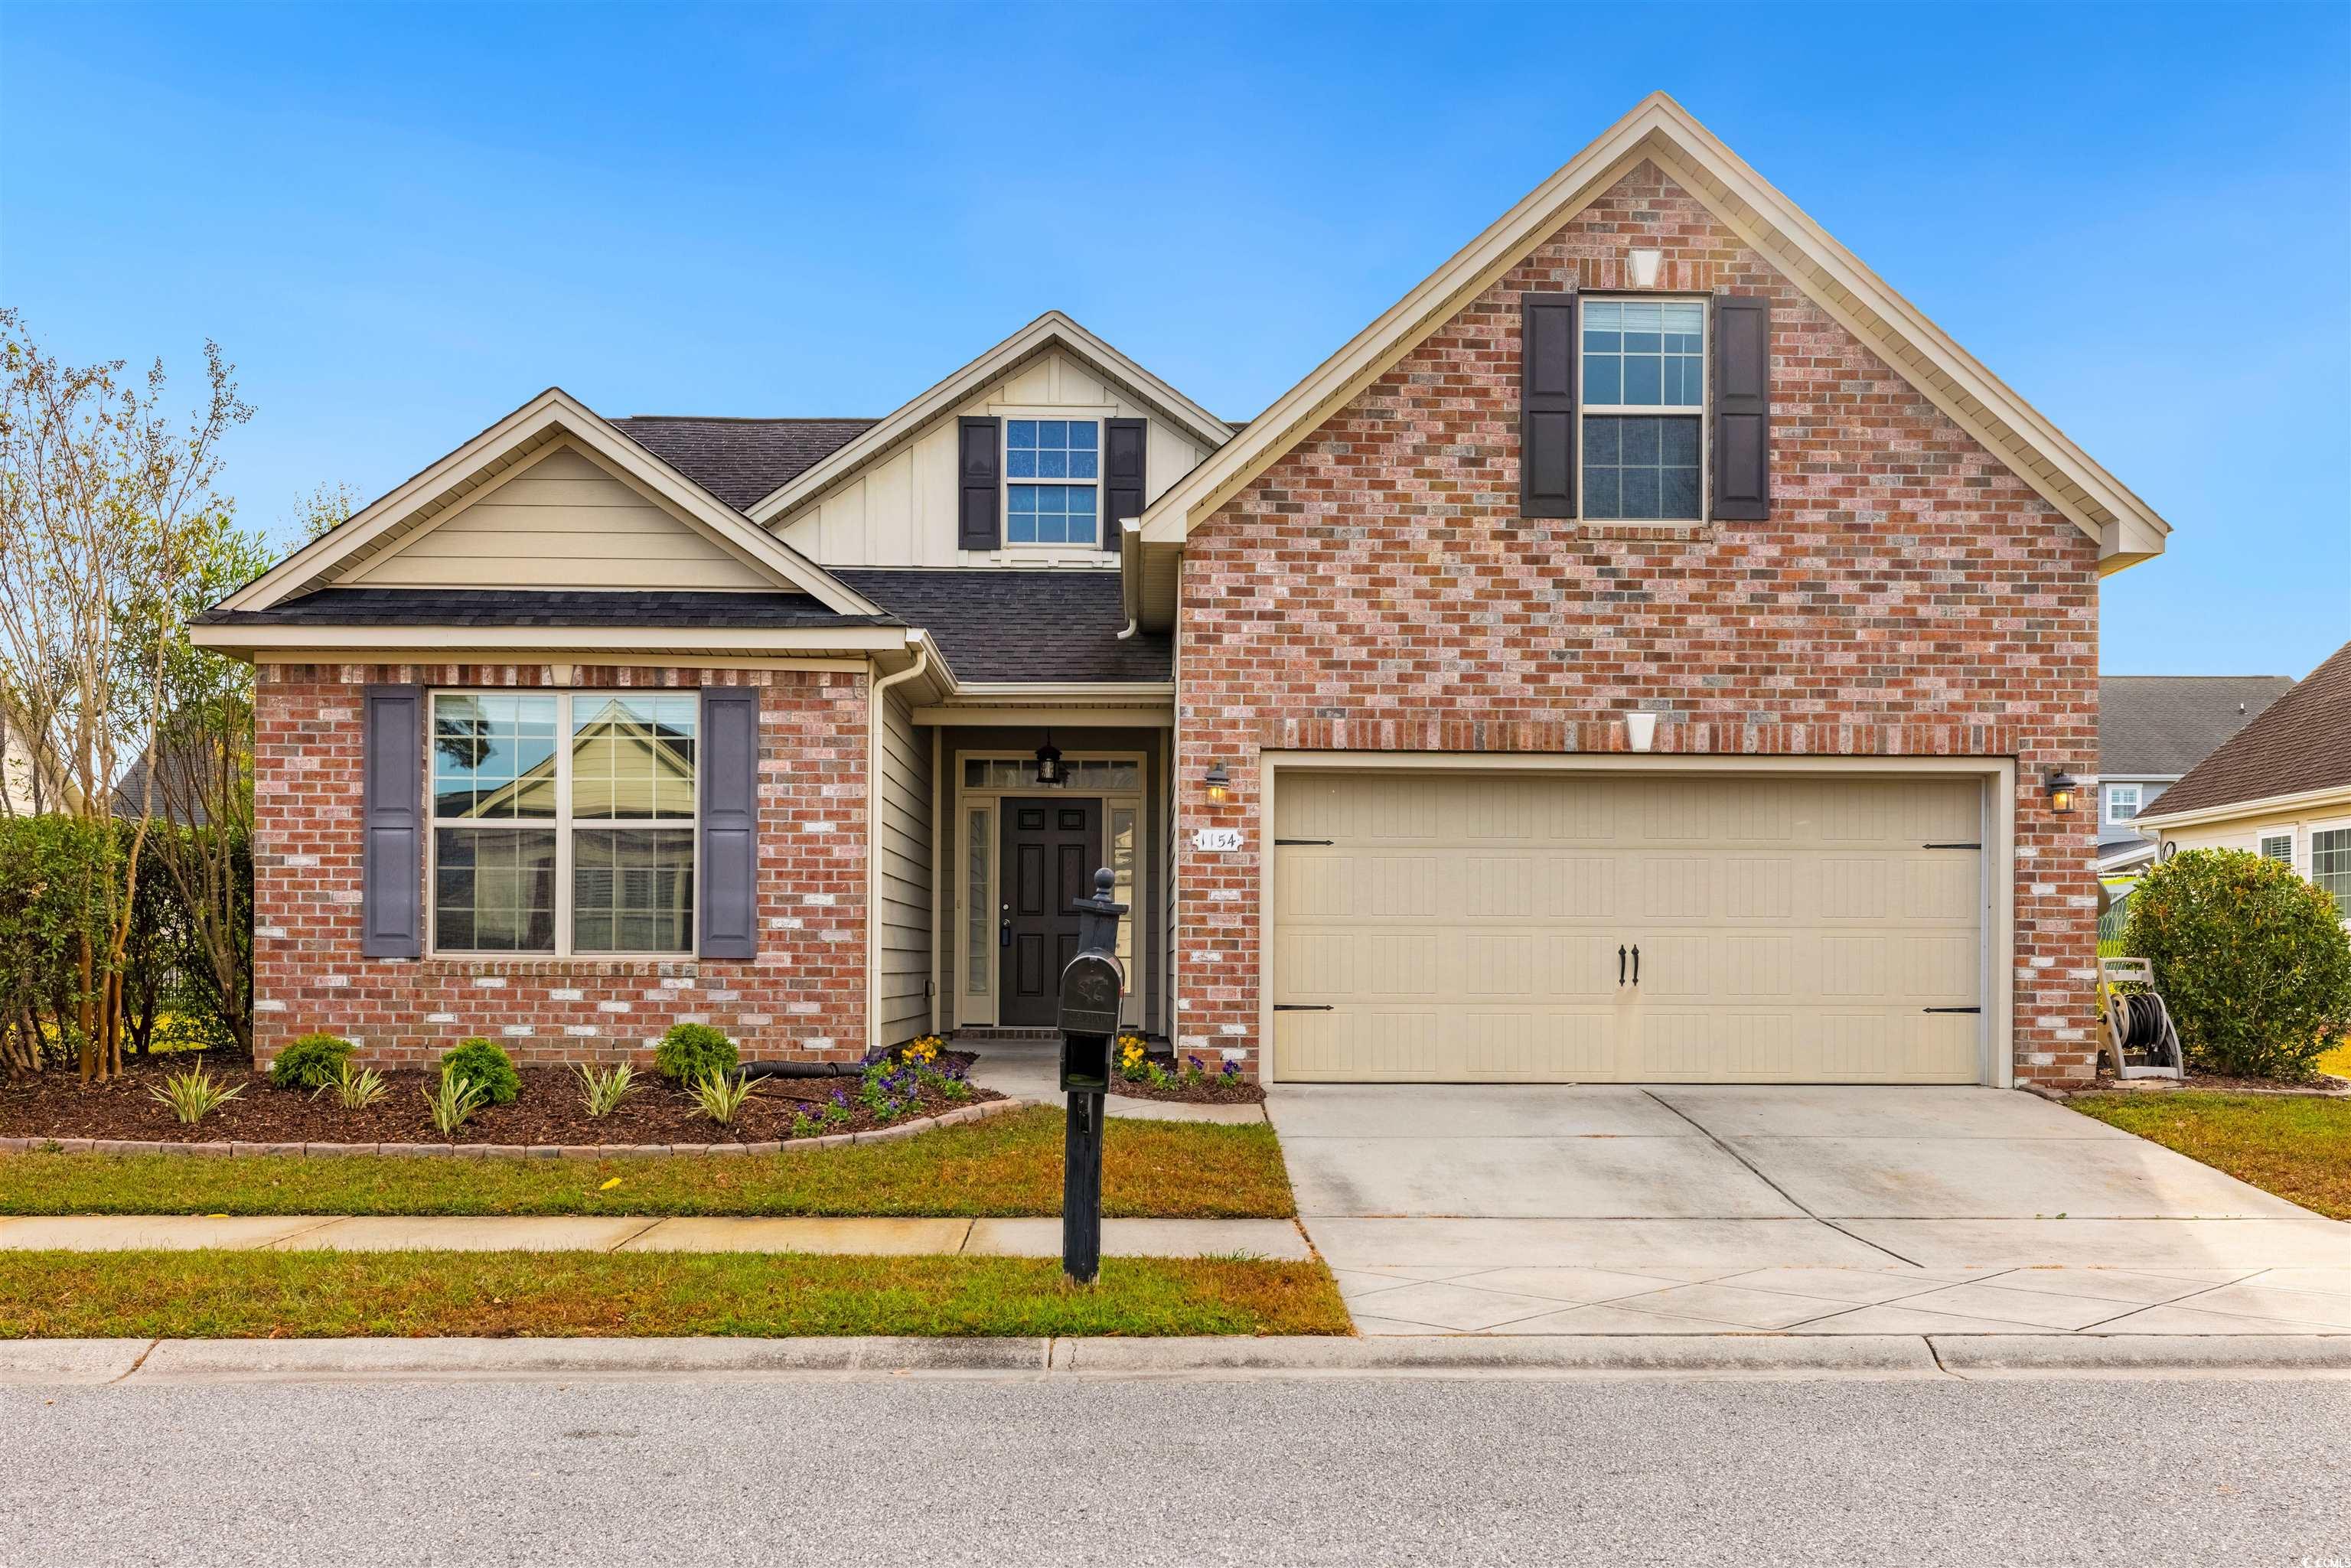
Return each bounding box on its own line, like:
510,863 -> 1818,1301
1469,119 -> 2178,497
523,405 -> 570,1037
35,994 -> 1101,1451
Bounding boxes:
1270,771 -> 1987,1084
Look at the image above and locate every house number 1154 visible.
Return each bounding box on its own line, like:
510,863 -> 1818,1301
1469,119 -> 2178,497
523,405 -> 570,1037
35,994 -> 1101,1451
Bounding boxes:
1191,828 -> 1244,852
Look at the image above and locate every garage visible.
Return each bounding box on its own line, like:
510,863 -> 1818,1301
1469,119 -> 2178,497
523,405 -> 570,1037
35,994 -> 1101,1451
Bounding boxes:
1268,768 -> 1991,1084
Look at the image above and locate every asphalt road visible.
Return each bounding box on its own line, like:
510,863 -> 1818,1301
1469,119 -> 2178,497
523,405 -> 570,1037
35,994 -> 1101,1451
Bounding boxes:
5,1374 -> 2346,1566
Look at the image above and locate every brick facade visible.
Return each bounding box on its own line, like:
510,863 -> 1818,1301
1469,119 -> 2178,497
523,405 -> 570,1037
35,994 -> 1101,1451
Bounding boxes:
251,662 -> 869,1069
1173,161 -> 2102,1085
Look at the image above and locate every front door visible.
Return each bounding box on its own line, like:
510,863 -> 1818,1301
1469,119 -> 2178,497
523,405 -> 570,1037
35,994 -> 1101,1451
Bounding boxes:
999,797 -> 1103,1027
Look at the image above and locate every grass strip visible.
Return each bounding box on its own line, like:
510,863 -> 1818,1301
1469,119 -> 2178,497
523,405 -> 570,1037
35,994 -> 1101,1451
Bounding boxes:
0,1248 -> 1351,1338
0,1107 -> 1296,1220
2070,1091 -> 2351,1220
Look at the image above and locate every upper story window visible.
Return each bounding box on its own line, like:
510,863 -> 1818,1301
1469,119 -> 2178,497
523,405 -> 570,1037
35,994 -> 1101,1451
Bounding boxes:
2105,783 -> 2143,823
1582,298 -> 1704,521
1006,419 -> 1098,546
429,691 -> 698,957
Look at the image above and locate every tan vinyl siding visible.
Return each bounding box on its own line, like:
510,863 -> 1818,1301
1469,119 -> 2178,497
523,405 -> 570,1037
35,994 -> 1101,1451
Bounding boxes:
347,445 -> 774,590
774,350 -> 1210,568
877,693 -> 934,1048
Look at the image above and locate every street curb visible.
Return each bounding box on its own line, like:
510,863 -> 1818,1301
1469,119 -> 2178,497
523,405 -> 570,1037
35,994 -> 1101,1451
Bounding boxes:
0,1097 -> 1028,1162
4,1332 -> 2346,1385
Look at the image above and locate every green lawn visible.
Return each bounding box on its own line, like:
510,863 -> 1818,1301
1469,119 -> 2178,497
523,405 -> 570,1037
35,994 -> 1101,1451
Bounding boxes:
2070,1091 -> 2351,1220
0,1107 -> 1296,1220
0,1249 -> 1351,1338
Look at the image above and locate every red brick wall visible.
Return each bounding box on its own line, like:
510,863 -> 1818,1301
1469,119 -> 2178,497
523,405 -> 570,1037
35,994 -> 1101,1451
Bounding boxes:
1175,161 -> 2101,1085
252,662 -> 869,1070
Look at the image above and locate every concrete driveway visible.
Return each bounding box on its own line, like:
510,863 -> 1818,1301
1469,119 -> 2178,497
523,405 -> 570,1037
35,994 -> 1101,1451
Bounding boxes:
1265,1084 -> 2351,1335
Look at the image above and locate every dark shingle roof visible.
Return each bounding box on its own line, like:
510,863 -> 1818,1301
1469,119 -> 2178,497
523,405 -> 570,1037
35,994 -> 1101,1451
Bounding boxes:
194,588 -> 893,630
608,417 -> 876,511
836,570 -> 1170,684
2098,675 -> 2296,777
2144,642 -> 2351,820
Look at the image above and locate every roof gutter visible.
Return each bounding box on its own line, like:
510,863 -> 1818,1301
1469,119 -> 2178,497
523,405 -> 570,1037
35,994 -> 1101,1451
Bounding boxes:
2134,779 -> 2351,834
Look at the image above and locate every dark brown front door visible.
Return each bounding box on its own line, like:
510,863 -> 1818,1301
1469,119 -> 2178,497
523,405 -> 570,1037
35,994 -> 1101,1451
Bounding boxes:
999,797 -> 1102,1027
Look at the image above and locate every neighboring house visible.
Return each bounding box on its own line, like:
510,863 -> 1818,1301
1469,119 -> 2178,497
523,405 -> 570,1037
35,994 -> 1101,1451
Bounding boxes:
0,706 -> 69,817
2095,676 -> 2294,875
191,93 -> 2174,1088
2135,638 -> 2351,920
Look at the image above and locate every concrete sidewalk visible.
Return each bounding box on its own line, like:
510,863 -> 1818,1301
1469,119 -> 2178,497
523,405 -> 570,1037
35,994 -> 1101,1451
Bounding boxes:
0,1213 -> 1311,1260
2,1332 -> 2346,1387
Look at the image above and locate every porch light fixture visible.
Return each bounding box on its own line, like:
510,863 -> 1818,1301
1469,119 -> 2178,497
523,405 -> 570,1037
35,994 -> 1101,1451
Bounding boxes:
1032,732 -> 1067,787
2046,769 -> 2080,816
1203,761 -> 1231,803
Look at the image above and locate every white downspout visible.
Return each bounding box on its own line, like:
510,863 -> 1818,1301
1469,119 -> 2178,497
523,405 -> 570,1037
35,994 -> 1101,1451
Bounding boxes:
868,631 -> 931,1057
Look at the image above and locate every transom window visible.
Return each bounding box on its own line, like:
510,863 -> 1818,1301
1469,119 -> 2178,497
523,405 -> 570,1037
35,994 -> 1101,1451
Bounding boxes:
1582,298 -> 1704,521
429,692 -> 698,957
2314,827 -> 2351,918
2105,784 -> 2143,823
1006,419 -> 1098,545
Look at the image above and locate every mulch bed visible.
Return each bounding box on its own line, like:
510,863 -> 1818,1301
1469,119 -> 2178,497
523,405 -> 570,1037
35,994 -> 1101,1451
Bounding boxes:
1109,1052 -> 1266,1105
2087,1066 -> 2351,1097
0,1052 -> 1000,1146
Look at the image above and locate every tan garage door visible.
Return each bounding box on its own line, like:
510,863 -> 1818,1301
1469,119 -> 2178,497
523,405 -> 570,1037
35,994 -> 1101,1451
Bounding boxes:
1270,771 -> 1985,1084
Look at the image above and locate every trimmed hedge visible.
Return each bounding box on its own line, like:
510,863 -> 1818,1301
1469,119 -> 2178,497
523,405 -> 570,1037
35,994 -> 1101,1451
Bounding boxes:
654,1022 -> 737,1084
2121,848 -> 2351,1080
439,1038 -> 521,1105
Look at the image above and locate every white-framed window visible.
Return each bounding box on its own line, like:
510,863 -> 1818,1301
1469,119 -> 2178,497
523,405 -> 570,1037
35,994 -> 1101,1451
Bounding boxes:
2257,828 -> 2296,865
1005,419 -> 1099,546
429,691 -> 699,957
2105,783 -> 2144,823
1581,298 -> 1704,521
2313,825 -> 2351,918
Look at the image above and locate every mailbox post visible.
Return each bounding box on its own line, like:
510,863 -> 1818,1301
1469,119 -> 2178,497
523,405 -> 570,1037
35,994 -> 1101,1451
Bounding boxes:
1055,867 -> 1127,1286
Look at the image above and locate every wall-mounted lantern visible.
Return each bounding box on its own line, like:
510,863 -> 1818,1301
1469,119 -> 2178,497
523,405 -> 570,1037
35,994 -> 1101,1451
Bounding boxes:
1032,731 -> 1066,787
1203,761 -> 1231,803
2046,769 -> 2080,816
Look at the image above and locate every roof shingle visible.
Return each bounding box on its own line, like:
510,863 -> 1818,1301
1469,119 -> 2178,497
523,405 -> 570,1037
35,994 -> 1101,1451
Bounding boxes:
2140,641 -> 2351,819
836,569 -> 1170,684
2098,675 -> 2296,777
609,416 -> 876,511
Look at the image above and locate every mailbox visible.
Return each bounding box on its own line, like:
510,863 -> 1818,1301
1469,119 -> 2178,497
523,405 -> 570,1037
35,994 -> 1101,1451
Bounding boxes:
1057,951 -> 1123,1092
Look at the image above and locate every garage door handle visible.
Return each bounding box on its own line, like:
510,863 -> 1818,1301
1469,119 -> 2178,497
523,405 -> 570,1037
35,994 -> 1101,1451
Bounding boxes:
1618,945 -> 1626,986
1631,944 -> 1640,986
1273,1004 -> 1333,1012
1922,1006 -> 1981,1014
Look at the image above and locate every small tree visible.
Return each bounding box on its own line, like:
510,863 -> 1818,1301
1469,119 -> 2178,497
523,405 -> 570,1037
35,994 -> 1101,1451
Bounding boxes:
2121,848 -> 2351,1080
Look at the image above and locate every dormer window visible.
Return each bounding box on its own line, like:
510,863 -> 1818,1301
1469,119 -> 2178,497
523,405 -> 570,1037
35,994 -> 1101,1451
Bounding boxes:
1006,419 -> 1099,546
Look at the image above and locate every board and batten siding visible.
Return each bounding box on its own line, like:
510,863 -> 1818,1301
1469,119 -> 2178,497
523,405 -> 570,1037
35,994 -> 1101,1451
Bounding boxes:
774,350 -> 1211,569
345,445 -> 773,591
878,693 -> 935,1048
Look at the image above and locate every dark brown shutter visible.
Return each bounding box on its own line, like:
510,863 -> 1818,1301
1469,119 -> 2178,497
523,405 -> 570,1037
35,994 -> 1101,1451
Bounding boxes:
957,416 -> 1000,550
1710,295 -> 1771,521
697,686 -> 760,960
1520,292 -> 1577,519
1102,417 -> 1146,553
360,685 -> 423,959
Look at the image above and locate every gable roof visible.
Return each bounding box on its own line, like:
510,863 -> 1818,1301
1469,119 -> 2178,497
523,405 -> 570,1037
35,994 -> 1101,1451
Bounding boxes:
217,389 -> 881,618
1136,92 -> 2172,575
2099,676 -> 2297,778
608,417 -> 877,511
742,311 -> 1233,525
2137,640 -> 2351,823
834,570 -> 1170,685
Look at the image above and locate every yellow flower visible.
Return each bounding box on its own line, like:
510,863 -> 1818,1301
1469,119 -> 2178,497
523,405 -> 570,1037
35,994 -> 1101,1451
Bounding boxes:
598,1178 -> 622,1191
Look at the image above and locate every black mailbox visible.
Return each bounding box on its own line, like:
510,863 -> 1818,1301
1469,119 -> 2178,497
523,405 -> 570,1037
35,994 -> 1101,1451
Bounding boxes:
1057,952 -> 1123,1092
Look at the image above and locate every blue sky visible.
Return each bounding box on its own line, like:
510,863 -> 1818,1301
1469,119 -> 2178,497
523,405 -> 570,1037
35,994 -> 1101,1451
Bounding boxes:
4,2 -> 2345,676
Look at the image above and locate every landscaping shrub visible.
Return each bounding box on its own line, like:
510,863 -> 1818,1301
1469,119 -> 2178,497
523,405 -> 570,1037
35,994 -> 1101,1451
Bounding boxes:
654,1022 -> 737,1085
268,1032 -> 354,1090
2121,848 -> 2351,1080
439,1038 -> 520,1106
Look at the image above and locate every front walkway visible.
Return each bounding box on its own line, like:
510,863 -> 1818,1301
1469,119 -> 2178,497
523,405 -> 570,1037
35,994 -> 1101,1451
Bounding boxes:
1267,1083 -> 2351,1336
0,1214 -> 1309,1260
964,1038 -> 1267,1125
